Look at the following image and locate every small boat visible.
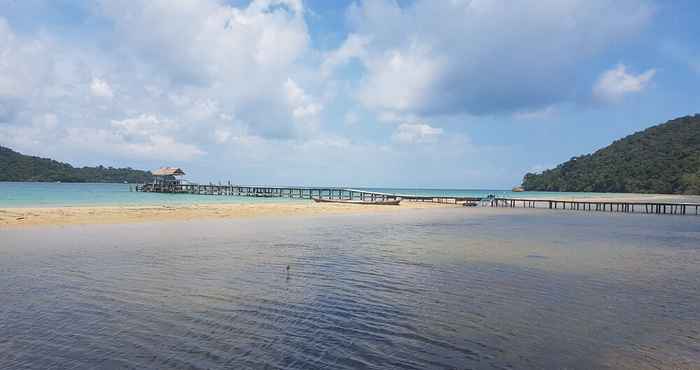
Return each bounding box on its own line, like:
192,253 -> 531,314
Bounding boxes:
312,197 -> 401,205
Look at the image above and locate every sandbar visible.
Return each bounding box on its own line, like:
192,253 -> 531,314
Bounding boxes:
0,201 -> 458,228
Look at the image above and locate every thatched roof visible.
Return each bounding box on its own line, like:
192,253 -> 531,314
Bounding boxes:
152,167 -> 185,176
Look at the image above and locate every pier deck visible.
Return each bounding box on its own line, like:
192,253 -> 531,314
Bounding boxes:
135,183 -> 700,216
490,197 -> 700,216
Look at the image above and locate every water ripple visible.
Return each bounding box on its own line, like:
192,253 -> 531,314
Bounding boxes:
1,210 -> 699,369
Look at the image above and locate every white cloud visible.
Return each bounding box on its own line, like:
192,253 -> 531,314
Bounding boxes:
344,111 -> 359,126
78,114 -> 204,161
97,0 -> 313,138
392,123 -> 443,144
359,45 -> 446,113
213,127 -> 233,144
0,0 -> 323,164
593,64 -> 656,103
33,113 -> 58,129
0,18 -> 52,99
111,114 -> 177,137
90,77 -> 113,98
376,111 -> 419,124
184,99 -> 219,122
321,33 -> 371,77
332,0 -> 653,116
100,0 -> 308,84
0,1 -> 663,187
284,78 -> 322,135
67,127 -> 204,162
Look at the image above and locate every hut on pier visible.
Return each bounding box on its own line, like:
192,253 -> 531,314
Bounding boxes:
151,167 -> 185,187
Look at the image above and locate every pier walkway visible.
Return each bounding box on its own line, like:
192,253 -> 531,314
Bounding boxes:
490,197 -> 700,216
135,183 -> 481,203
135,183 -> 700,216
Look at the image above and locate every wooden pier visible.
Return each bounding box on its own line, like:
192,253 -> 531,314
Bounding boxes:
135,183 -> 700,216
490,197 -> 700,216
136,183 -> 404,202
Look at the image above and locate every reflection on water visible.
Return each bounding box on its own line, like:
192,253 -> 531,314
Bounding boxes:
1,209 -> 699,369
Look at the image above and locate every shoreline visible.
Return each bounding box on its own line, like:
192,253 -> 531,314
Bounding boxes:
0,201 -> 459,229
2,192 -> 699,229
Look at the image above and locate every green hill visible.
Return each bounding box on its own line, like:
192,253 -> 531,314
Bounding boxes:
0,146 -> 153,183
521,114 -> 700,195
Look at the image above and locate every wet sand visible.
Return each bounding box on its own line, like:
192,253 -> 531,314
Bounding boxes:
0,201 -> 458,228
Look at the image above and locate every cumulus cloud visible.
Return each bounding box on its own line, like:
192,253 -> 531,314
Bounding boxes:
90,78 -> 113,99
359,45 -> 446,113
97,0 -> 314,139
0,18 -> 52,101
74,114 -> 204,161
0,0 -> 324,165
592,64 -> 656,103
284,78 -> 323,135
321,34 -> 371,77
329,0 -> 653,116
392,123 -> 443,144
0,1 -> 663,187
99,0 -> 309,83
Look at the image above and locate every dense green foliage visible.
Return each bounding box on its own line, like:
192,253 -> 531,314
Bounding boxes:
0,146 -> 153,183
522,115 -> 700,195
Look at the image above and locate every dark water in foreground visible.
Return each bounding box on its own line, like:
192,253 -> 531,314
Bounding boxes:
1,209 -> 699,369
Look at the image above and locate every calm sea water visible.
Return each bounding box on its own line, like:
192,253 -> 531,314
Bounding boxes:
0,182 -> 664,207
1,209 -> 698,369
0,182 -> 305,207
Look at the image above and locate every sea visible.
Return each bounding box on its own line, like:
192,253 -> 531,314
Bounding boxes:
2,208 -> 699,369
1,182 -> 699,369
0,181 -> 674,208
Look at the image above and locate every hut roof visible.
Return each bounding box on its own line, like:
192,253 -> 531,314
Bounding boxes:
152,167 -> 185,176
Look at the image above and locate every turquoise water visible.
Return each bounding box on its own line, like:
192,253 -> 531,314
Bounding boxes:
0,182 -> 305,207
0,182 -> 671,207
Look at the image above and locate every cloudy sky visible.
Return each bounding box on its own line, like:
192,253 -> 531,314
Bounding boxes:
1,0 -> 699,187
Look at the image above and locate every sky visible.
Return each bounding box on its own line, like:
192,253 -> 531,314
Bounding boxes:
1,0 -> 699,188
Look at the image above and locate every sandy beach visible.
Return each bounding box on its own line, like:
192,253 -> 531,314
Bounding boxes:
2,192 -> 699,229
0,201 -> 460,228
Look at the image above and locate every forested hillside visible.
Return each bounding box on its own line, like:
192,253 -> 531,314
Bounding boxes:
0,146 -> 153,183
522,115 -> 700,195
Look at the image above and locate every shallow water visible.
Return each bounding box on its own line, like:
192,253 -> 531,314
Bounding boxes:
1,208 -> 699,369
2,182 -> 691,208
0,182 -> 306,207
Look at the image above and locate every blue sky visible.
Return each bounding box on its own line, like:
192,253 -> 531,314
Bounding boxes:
1,0 -> 699,187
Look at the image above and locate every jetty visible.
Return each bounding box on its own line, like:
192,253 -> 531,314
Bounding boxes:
489,197 -> 700,216
135,182 -> 700,216
136,168 -> 699,216
137,183 -> 426,203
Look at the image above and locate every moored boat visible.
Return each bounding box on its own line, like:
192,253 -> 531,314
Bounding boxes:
312,197 -> 401,205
